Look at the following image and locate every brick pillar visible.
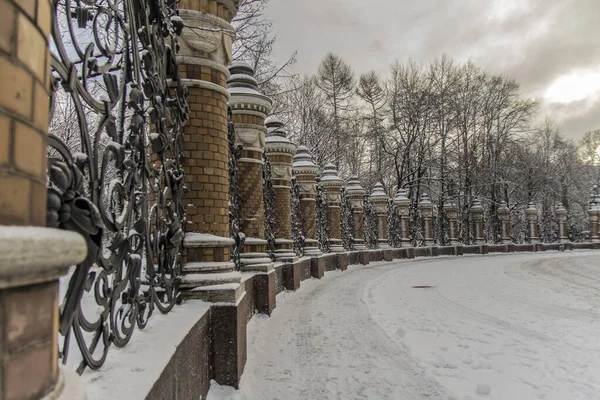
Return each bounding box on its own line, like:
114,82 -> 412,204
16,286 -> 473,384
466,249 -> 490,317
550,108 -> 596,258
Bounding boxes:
443,201 -> 460,245
394,189 -> 411,246
292,146 -> 321,256
470,199 -> 485,244
176,1 -> 249,389
419,194 -> 434,246
0,1 -> 87,398
228,63 -> 274,272
346,177 -> 367,250
177,0 -> 242,294
497,201 -> 511,244
265,116 -> 297,261
321,164 -> 344,252
526,202 -> 540,244
370,183 -> 390,249
588,197 -> 600,242
556,203 -> 569,242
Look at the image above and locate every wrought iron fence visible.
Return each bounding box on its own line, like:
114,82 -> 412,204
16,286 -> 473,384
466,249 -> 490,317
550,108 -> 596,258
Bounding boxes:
47,0 -> 188,373
228,107 -> 244,269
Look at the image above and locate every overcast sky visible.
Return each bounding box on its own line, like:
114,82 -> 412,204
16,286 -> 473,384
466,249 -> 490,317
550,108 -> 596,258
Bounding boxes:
265,0 -> 600,141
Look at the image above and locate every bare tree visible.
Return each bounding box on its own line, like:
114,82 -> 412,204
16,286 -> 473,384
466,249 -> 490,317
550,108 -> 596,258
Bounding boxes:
316,53 -> 356,170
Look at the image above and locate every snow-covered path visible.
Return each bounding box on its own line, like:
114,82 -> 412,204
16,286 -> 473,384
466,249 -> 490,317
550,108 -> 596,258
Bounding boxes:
208,251 -> 600,400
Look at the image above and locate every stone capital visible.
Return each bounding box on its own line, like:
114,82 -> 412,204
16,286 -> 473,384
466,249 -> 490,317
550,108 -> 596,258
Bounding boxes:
0,226 -> 87,290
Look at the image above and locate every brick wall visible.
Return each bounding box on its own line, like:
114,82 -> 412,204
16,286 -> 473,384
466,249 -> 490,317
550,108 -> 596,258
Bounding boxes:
182,87 -> 230,239
177,0 -> 234,21
273,188 -> 292,239
0,0 -> 50,227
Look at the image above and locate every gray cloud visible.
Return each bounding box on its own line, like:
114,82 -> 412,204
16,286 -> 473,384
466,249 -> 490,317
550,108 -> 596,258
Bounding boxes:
266,0 -> 600,140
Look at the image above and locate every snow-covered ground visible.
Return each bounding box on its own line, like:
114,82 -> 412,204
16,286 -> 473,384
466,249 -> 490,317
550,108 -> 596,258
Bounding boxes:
208,251 -> 600,400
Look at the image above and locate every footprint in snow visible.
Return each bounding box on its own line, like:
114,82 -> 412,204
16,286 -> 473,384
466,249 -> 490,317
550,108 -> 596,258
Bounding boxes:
476,384 -> 491,396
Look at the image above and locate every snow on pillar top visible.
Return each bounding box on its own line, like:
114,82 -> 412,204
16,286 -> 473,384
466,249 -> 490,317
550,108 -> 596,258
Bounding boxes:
292,146 -> 319,176
526,202 -> 538,219
227,62 -> 273,118
555,203 -> 567,216
470,198 -> 484,214
346,176 -> 365,197
320,163 -> 343,188
497,201 -> 509,215
265,115 -> 296,155
419,193 -> 434,214
394,188 -> 410,208
370,183 -> 388,202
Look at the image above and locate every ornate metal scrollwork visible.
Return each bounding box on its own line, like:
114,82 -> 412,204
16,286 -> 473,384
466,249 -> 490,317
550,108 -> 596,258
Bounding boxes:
291,176 -> 305,257
262,153 -> 276,259
228,107 -> 244,269
340,187 -> 355,251
363,195 -> 379,249
47,0 -> 188,373
315,178 -> 330,253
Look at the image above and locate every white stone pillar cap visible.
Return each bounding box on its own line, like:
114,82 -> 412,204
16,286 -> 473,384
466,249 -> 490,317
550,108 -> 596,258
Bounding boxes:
293,146 -> 319,174
265,115 -> 296,154
526,202 -> 538,217
0,226 -> 87,289
228,62 -> 273,116
555,203 -> 567,215
470,198 -> 484,213
370,182 -> 388,203
394,188 -> 410,207
320,163 -> 343,187
345,176 -> 365,196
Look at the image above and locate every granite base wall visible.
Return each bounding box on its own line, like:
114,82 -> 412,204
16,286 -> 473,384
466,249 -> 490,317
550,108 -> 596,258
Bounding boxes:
146,242 -> 599,399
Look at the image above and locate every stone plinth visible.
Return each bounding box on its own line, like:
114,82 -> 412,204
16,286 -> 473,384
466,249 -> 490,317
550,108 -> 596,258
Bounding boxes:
0,227 -> 88,400
321,164 -> 344,252
346,177 -> 367,250
370,183 -> 390,248
265,116 -> 297,261
292,147 -> 321,257
394,189 -> 411,246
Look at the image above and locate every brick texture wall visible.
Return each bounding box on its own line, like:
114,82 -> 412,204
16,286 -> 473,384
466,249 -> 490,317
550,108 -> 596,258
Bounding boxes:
177,0 -> 234,21
0,0 -> 50,227
182,86 -> 230,239
237,160 -> 264,238
273,188 -> 291,239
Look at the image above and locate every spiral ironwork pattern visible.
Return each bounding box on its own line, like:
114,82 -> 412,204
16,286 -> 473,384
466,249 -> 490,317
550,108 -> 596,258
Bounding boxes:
47,0 -> 189,373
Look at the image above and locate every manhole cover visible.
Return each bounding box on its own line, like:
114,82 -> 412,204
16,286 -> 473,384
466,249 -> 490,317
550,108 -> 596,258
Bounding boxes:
412,286 -> 433,289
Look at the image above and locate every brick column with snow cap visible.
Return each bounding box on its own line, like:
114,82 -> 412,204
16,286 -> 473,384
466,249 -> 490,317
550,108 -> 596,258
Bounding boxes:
470,199 -> 485,244
394,189 -> 411,246
588,194 -> 600,243
443,200 -> 460,245
228,62 -> 274,272
526,202 -> 540,244
556,203 -> 569,243
346,177 -> 367,250
265,116 -> 297,261
419,193 -> 434,246
370,183 -> 390,249
321,164 -> 344,252
497,201 -> 511,244
176,0 -> 244,306
293,146 -> 322,256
